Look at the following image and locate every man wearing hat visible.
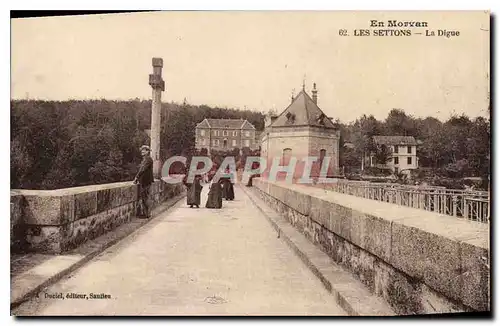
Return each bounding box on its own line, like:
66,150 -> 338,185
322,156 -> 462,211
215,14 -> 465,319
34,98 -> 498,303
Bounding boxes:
133,145 -> 154,218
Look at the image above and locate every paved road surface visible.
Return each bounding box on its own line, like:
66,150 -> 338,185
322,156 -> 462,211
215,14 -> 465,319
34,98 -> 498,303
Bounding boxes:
13,185 -> 346,316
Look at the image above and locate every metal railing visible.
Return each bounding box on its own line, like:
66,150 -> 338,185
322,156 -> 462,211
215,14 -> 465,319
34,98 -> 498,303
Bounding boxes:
313,181 -> 490,223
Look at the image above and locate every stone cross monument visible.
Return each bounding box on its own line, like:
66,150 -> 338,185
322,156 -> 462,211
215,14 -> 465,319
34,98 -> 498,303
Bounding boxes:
148,57 -> 165,179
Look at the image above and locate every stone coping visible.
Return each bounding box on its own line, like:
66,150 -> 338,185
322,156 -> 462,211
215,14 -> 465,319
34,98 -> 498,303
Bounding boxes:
262,180 -> 489,249
10,179 -> 180,227
10,176 -> 186,196
11,182 -> 133,196
252,177 -> 490,312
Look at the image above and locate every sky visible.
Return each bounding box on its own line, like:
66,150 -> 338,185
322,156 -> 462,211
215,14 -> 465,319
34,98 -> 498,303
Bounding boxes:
11,11 -> 490,123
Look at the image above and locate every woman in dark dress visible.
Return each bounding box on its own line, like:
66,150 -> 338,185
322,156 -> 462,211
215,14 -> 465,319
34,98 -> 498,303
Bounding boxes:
183,174 -> 203,208
205,177 -> 223,209
221,177 -> 235,200
220,168 -> 235,200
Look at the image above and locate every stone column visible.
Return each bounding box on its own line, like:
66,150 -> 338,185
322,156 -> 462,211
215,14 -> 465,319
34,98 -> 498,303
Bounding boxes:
149,58 -> 165,179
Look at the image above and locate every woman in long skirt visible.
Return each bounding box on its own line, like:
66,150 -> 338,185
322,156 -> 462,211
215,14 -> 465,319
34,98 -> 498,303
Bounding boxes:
205,179 -> 223,209
221,177 -> 235,200
184,175 -> 203,208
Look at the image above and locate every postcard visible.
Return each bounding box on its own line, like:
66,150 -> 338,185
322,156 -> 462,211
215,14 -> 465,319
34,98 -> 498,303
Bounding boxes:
10,10 -> 490,316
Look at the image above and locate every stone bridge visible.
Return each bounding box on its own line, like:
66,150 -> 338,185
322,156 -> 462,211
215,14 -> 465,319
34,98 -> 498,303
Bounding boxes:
10,177 -> 490,316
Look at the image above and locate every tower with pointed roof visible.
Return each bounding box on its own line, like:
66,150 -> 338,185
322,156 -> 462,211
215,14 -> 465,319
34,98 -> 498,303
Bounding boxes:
260,84 -> 340,179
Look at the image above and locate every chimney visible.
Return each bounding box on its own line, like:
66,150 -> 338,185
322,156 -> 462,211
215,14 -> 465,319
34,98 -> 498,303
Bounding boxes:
312,83 -> 318,104
265,114 -> 279,128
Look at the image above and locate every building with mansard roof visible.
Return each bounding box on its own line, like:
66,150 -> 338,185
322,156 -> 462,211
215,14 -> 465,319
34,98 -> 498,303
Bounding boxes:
260,83 -> 341,178
195,118 -> 258,153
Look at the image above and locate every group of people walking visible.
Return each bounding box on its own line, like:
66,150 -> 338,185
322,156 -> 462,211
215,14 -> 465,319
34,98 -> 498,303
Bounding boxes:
132,144 -> 239,218
183,170 -> 235,209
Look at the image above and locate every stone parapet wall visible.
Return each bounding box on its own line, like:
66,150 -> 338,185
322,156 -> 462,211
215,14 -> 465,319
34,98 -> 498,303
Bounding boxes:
10,179 -> 185,254
11,194 -> 24,251
252,178 -> 490,314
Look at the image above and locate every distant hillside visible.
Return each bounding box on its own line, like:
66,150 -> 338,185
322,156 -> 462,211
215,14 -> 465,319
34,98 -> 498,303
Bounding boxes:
11,99 -> 266,190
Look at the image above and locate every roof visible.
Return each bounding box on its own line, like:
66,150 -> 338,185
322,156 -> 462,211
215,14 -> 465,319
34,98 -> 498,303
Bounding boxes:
373,136 -> 418,146
270,89 -> 336,129
195,118 -> 255,130
240,120 -> 256,130
196,119 -> 211,128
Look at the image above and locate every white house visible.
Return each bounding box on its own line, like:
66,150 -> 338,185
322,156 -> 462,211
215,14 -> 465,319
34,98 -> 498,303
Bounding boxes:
368,136 -> 420,174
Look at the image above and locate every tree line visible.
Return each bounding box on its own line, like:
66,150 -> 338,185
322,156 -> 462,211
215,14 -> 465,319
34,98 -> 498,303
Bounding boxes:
11,99 -> 490,190
338,108 -> 490,185
11,99 -> 266,190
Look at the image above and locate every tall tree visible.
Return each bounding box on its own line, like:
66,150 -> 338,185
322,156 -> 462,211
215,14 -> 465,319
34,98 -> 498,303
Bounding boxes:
374,144 -> 392,165
385,108 -> 417,136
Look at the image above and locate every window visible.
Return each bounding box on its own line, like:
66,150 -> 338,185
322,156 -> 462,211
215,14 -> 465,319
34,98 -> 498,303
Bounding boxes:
282,148 -> 292,165
201,139 -> 206,146
213,139 -> 220,146
244,139 -> 250,147
407,146 -> 412,154
213,130 -> 220,136
319,149 -> 326,169
223,139 -> 228,148
394,157 -> 399,165
233,131 -> 238,137
232,139 -> 237,147
407,157 -> 412,165
200,130 -> 205,136
245,131 -> 250,137
223,130 -> 228,136
394,146 -> 399,154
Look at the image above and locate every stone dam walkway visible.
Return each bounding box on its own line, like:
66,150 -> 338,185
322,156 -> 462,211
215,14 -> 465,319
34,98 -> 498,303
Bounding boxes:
12,185 -> 347,316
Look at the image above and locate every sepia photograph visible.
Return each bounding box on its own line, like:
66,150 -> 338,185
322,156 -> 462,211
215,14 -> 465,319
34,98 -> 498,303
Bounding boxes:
10,10 -> 490,317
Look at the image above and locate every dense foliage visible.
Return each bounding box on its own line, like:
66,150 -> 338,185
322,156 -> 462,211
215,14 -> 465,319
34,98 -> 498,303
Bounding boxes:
339,108 -> 491,183
11,100 -> 489,190
11,99 -> 265,189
